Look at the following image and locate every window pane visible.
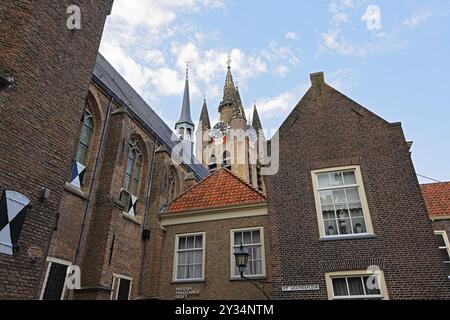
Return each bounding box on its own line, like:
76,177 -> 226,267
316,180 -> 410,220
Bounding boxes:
179,252 -> 186,265
123,174 -> 131,191
179,237 -> 186,250
194,235 -> 203,249
80,124 -> 92,146
194,265 -> 202,278
333,190 -> 346,203
335,204 -> 349,219
186,251 -> 194,264
343,171 -> 357,185
439,248 -> 450,262
243,232 -> 252,245
363,276 -> 381,295
252,230 -> 261,244
126,152 -> 134,175
346,188 -> 360,202
320,191 -> 333,205
330,172 -> 344,186
352,217 -> 367,234
187,236 -> 195,249
194,250 -> 202,264
349,203 -> 363,218
322,205 -> 335,220
234,232 -> 242,246
332,278 -> 348,296
337,219 -> 351,235
177,266 -> 186,279
435,234 -> 446,248
348,277 -> 365,296
324,219 -> 338,236
318,173 -> 330,188
76,144 -> 88,165
253,260 -> 262,275
253,246 -> 262,260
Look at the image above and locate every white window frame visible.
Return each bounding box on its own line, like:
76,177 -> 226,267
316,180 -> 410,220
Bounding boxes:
230,227 -> 266,279
173,232 -> 206,282
434,230 -> 450,278
325,270 -> 389,300
311,165 -> 374,239
110,273 -> 133,300
40,257 -> 72,300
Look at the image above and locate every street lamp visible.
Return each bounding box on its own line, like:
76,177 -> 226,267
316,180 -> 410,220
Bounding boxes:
234,243 -> 249,278
233,243 -> 270,300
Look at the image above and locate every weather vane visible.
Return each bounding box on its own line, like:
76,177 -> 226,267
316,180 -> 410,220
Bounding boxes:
227,54 -> 231,68
185,59 -> 189,78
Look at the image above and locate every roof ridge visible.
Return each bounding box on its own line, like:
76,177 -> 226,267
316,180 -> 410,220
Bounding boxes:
421,181 -> 450,186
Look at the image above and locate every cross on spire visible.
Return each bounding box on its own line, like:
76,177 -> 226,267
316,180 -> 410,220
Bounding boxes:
227,54 -> 231,69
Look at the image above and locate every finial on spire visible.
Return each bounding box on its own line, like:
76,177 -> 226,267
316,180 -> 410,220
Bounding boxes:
185,60 -> 189,79
227,53 -> 231,69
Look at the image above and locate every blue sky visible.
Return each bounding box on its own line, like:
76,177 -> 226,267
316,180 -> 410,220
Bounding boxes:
99,0 -> 450,183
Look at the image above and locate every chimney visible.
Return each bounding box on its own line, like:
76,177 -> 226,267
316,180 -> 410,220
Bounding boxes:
310,72 -> 325,87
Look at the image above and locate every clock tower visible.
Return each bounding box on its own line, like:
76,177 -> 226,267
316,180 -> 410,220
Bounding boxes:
195,61 -> 266,193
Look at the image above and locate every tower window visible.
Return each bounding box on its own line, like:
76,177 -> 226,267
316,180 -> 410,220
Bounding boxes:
222,151 -> 232,170
208,155 -> 217,172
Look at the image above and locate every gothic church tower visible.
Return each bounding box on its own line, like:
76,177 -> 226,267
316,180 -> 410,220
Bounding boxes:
195,61 -> 266,193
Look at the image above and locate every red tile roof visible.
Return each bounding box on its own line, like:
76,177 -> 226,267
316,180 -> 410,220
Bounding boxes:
421,182 -> 450,217
164,168 -> 266,214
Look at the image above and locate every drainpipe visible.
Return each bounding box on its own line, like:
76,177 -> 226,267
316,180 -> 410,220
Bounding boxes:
138,139 -> 157,297
73,96 -> 114,285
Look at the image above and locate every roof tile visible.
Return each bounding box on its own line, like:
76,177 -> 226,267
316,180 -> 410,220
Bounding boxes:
421,182 -> 450,217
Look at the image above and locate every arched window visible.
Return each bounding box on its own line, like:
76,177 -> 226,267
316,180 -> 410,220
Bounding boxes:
168,175 -> 176,202
208,155 -> 217,172
222,151 -> 232,170
76,109 -> 93,165
124,138 -> 142,196
186,128 -> 192,140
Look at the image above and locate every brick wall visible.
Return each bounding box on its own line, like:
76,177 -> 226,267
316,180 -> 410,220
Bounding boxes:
0,1 -> 112,299
158,215 -> 272,300
266,73 -> 450,299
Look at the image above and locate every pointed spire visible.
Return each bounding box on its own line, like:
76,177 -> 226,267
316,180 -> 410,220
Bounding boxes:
199,98 -> 211,130
176,64 -> 194,127
252,104 -> 263,131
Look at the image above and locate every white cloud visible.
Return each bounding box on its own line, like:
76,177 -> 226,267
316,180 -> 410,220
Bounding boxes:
274,65 -> 290,78
321,29 -> 355,55
361,5 -> 382,31
285,31 -> 298,40
403,12 -> 433,29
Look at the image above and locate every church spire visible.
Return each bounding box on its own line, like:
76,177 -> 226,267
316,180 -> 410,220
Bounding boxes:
176,64 -> 194,127
199,98 -> 211,130
252,104 -> 263,131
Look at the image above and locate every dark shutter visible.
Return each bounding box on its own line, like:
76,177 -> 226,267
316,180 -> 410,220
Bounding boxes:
117,278 -> 131,300
42,263 -> 68,300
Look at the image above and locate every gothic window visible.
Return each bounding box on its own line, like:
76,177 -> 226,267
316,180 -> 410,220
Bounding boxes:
76,109 -> 93,166
69,107 -> 93,188
222,151 -> 232,170
124,138 -> 143,196
168,174 -> 176,202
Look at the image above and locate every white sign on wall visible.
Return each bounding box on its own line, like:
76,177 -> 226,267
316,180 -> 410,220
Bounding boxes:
282,285 -> 320,292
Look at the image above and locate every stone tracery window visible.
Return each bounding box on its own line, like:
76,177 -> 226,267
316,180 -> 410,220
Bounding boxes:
124,138 -> 143,196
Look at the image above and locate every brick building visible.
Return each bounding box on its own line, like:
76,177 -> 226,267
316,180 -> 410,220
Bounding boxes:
0,1 -> 113,299
266,72 -> 450,299
159,168 -> 271,300
422,182 -> 450,279
39,54 -> 209,300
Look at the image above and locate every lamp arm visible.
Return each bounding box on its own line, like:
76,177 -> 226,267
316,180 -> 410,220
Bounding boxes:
242,275 -> 271,300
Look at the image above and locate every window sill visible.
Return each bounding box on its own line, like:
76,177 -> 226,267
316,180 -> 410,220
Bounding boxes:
230,276 -> 267,282
319,234 -> 376,241
121,212 -> 141,225
64,182 -> 88,200
171,279 -> 205,284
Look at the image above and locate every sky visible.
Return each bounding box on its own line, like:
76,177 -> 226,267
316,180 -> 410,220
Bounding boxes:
99,0 -> 450,183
